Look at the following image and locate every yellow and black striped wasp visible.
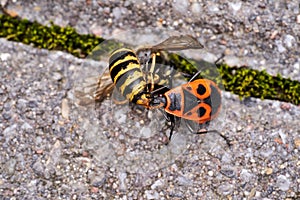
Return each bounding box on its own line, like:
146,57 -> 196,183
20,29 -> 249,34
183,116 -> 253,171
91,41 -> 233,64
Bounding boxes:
94,35 -> 204,108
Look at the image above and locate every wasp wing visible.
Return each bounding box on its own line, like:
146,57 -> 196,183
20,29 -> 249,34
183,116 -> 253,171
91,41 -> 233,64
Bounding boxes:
94,68 -> 115,102
74,39 -> 133,107
74,75 -> 100,106
88,39 -> 125,62
94,69 -> 128,106
151,35 -> 204,51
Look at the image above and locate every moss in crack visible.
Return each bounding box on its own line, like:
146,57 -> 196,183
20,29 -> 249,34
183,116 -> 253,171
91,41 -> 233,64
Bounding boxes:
218,63 -> 300,105
0,14 -> 299,105
0,14 -> 104,57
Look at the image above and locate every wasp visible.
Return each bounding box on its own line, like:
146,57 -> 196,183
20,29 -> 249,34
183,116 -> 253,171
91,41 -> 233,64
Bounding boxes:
149,71 -> 223,141
95,35 -> 204,108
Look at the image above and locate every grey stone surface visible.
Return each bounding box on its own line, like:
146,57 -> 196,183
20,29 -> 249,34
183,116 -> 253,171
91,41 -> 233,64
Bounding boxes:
0,1 -> 299,199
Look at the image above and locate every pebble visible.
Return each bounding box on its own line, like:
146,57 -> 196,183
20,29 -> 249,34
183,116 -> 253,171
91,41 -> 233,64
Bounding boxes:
259,148 -> 273,158
140,126 -> 152,138
275,40 -> 286,53
283,34 -> 296,48
191,2 -> 202,16
217,183 -> 233,195
176,176 -> 193,186
47,140 -> 62,165
36,149 -> 44,154
3,124 -> 17,136
172,0 -> 189,14
103,7 -> 110,14
280,102 -> 291,111
0,0 -> 8,7
21,122 -> 33,133
112,182 -> 118,189
90,173 -> 106,187
276,175 -> 291,191
221,152 -> 232,163
151,179 -> 165,189
208,3 -> 219,12
61,98 -> 70,119
236,125 -> 243,132
265,167 -> 273,175
220,168 -> 235,178
2,112 -> 11,120
28,100 -> 38,108
294,62 -> 299,70
114,110 -> 126,124
229,2 -> 242,12
16,99 -> 28,110
90,186 -> 99,193
52,72 -> 63,81
294,138 -> 300,148
270,30 -> 279,39
278,130 -> 287,144
112,7 -> 122,19
118,172 -> 127,191
240,169 -> 253,182
0,53 -> 11,61
224,56 -> 242,67
173,20 -> 179,27
145,190 -> 159,200
3,158 -> 17,177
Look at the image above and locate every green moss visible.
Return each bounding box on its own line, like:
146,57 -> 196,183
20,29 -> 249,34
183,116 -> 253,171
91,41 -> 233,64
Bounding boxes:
0,14 -> 299,105
218,64 -> 299,105
0,14 -> 104,57
168,53 -> 223,84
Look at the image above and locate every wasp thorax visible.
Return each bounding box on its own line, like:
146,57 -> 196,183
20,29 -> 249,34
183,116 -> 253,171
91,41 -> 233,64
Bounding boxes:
136,48 -> 152,64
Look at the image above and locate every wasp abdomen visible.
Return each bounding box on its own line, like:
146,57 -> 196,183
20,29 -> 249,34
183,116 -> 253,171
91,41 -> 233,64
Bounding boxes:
108,48 -> 147,103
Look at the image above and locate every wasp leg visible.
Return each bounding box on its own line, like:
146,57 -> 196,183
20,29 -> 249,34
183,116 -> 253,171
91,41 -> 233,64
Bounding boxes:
128,101 -> 146,114
149,53 -> 157,75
